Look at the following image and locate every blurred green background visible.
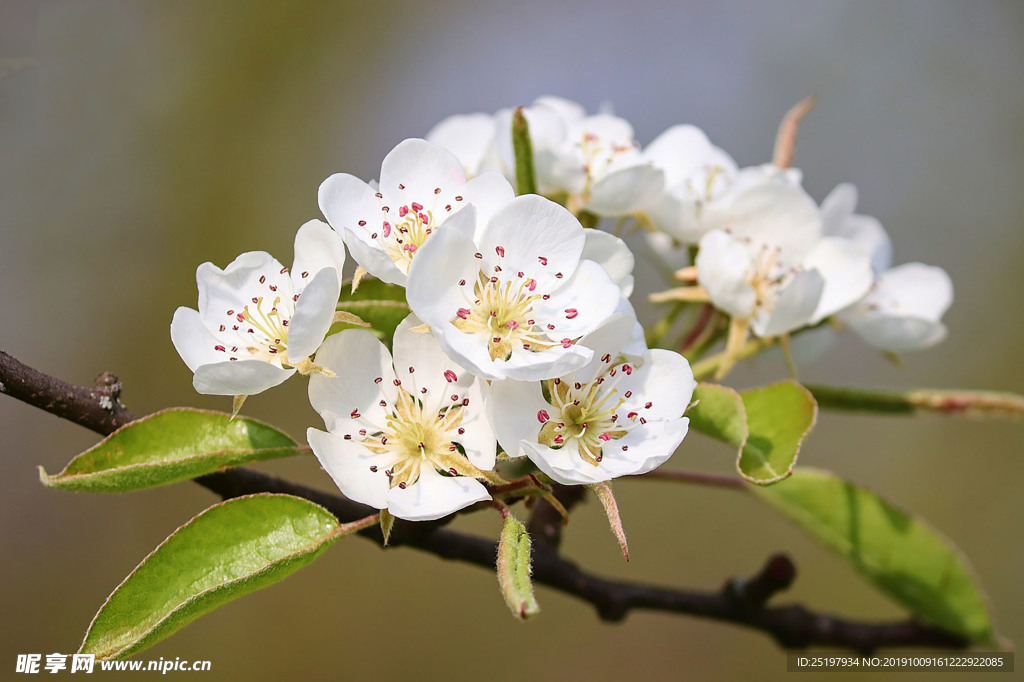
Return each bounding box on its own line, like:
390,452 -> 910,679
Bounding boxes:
1,1 -> 1022,680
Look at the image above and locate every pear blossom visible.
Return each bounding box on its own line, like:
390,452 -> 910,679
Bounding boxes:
694,181 -> 873,338
406,195 -> 623,381
500,97 -> 663,217
488,315 -> 695,485
842,263 -> 953,352
637,124 -> 739,243
170,220 -> 345,396
318,138 -> 515,286
695,183 -> 826,338
820,183 -> 892,274
307,317 -> 498,521
816,184 -> 953,352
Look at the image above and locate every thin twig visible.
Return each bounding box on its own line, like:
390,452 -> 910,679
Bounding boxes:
0,349 -> 970,654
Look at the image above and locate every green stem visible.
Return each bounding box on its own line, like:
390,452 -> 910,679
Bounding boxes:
646,302 -> 686,349
806,385 -> 1024,419
512,107 -> 537,196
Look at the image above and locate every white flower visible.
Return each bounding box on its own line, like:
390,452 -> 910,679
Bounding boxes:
307,317 -> 497,521
638,124 -> 739,243
318,138 -> 515,286
406,195 -> 624,381
696,183 -> 827,338
695,180 -> 874,336
488,316 -> 695,485
582,229 -> 635,298
819,184 -> 952,352
170,220 -> 345,396
493,97 -> 664,217
841,263 -> 953,352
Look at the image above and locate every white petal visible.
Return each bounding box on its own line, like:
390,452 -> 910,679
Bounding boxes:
319,173 -> 405,285
286,268 -> 341,360
478,195 -> 586,293
535,260 -> 623,339
291,219 -> 345,291
425,113 -> 497,176
575,113 -> 634,145
487,377 -> 552,459
307,427 -> 391,510
643,124 -> 736,188
614,350 -> 695,421
703,182 -> 822,262
751,269 -> 824,337
821,184 -> 892,273
534,95 -> 586,124
842,263 -> 953,352
193,360 -> 294,396
385,466 -> 491,521
847,315 -> 948,352
196,252 -> 289,330
318,172 -> 381,237
458,170 -> 516,238
599,418 -> 690,478
436,320 -> 593,382
641,192 -> 705,244
875,263 -> 953,320
696,230 -> 757,318
344,228 -> 408,285
308,330 -> 397,427
820,183 -> 858,231
581,230 -> 635,297
571,310 -> 643,385
804,237 -> 874,322
522,440 -> 611,485
379,138 -> 467,205
171,306 -> 225,372
586,164 -> 664,216
405,216 -> 484,330
391,314 -> 474,412
455,381 -> 497,470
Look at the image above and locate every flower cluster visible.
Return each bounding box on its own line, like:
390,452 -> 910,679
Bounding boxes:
428,96 -> 953,367
171,95 -> 952,521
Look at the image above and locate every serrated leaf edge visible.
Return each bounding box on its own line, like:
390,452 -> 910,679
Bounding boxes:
737,380 -> 818,486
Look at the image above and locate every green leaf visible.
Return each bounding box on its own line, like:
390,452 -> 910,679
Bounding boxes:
511,107 -> 537,196
738,380 -> 817,484
40,408 -> 303,493
806,384 -> 1024,420
687,382 -> 748,448
80,494 -> 369,660
754,468 -> 996,644
496,513 -> 539,620
333,277 -> 409,347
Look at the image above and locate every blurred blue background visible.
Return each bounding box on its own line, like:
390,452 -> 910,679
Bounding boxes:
1,1 -> 1021,679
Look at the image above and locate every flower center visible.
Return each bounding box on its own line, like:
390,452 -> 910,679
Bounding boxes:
380,202 -> 435,273
238,296 -> 290,358
213,264 -> 305,366
537,375 -> 630,466
359,388 -> 480,489
451,271 -> 556,361
579,131 -> 635,197
746,244 -> 791,315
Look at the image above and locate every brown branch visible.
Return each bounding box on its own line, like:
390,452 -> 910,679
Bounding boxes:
0,349 -> 969,654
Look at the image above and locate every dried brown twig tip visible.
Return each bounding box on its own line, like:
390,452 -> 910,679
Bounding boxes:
773,96 -> 817,169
